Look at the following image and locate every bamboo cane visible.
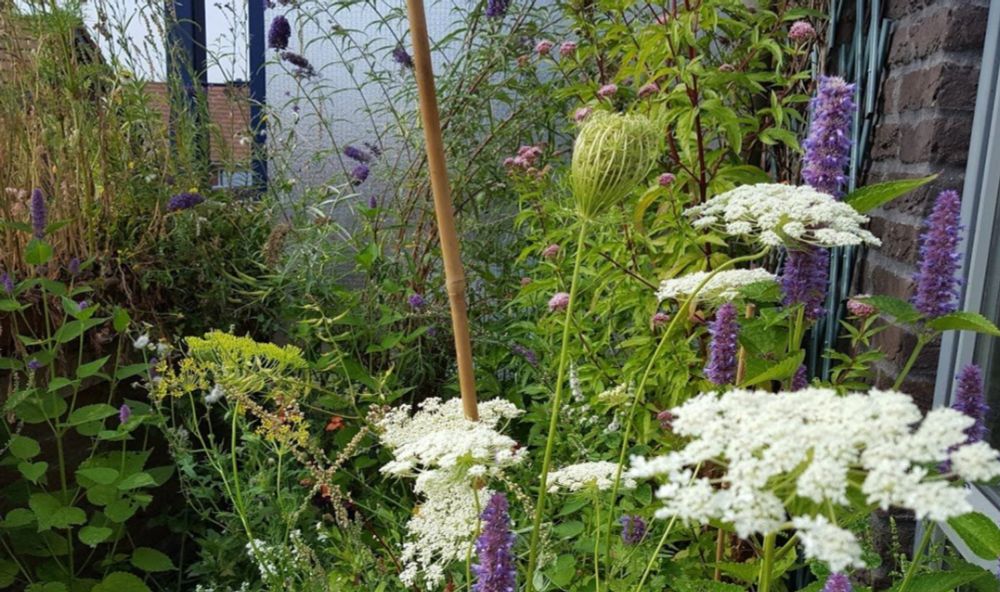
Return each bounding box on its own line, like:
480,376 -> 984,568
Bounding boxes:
404,0 -> 479,421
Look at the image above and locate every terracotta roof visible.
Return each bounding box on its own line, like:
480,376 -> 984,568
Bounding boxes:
144,81 -> 253,164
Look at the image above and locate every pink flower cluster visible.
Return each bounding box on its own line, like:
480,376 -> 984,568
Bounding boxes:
504,144 -> 544,172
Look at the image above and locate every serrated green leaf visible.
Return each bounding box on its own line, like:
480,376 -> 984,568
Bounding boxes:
79,525 -> 113,547
845,175 -> 937,214
93,572 -> 151,592
117,472 -> 154,490
24,239 -> 53,266
76,467 -> 120,486
861,295 -> 923,325
104,499 -> 136,523
29,494 -> 86,531
47,377 -> 78,392
948,512 -> 1000,560
8,435 -> 40,459
740,349 -> 805,388
76,356 -> 110,379
66,404 -> 117,426
115,364 -> 149,381
130,547 -> 174,572
0,558 -> 16,588
112,307 -> 131,333
1,508 -> 34,529
926,311 -> 1000,337
0,299 -> 24,312
17,461 -> 47,483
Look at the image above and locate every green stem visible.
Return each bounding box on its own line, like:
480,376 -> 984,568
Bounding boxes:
603,249 -> 770,571
593,492 -> 601,592
631,515 -> 678,592
898,525 -> 933,592
758,533 -> 776,592
524,220 -> 589,592
892,333 -> 931,390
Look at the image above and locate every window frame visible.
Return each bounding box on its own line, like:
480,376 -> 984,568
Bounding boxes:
932,0 -> 1000,566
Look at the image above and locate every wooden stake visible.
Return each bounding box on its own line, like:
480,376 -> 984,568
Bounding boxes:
404,0 -> 479,421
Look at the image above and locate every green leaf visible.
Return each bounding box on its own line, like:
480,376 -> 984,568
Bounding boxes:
79,525 -> 113,547
17,461 -> 47,483
117,472 -> 155,490
24,239 -> 53,266
15,391 -> 67,423
53,318 -> 103,344
0,220 -> 32,233
130,547 -> 174,572
948,512 -> 1000,560
76,356 -> 110,379
115,364 -> 149,381
8,435 -> 40,459
845,175 -> 937,214
552,520 -> 585,539
861,295 -> 923,325
112,307 -> 131,333
675,578 -> 746,592
741,349 -> 805,388
93,572 -> 151,592
104,499 -> 136,523
545,554 -> 577,588
926,311 -> 1000,337
76,467 -> 120,486
0,558 -> 16,588
0,299 -> 25,312
1,508 -> 34,529
29,494 -> 86,531
47,377 -> 78,392
66,404 -> 117,426
26,583 -> 66,592
889,563 -> 996,592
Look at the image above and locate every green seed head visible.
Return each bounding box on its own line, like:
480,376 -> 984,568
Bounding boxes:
570,111 -> 661,219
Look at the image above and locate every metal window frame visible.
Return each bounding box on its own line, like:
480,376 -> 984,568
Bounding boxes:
932,0 -> 1000,567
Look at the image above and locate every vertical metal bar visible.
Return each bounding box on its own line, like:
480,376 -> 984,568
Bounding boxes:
248,0 -> 268,190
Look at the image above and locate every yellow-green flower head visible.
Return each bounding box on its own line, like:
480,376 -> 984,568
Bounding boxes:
570,111 -> 661,218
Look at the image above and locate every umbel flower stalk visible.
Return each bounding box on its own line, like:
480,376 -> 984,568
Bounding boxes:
570,111 -> 661,219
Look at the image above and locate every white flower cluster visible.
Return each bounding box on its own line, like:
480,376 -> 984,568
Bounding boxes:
548,461 -> 636,493
378,397 -> 525,587
686,184 -> 881,248
656,269 -> 776,303
627,387 -> 1000,572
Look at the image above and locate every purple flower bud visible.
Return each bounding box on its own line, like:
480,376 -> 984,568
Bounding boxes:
548,292 -> 570,313
118,403 -> 132,424
658,173 -> 675,187
27,359 -> 41,371
268,15 -> 291,50
952,364 -> 988,444
392,44 -> 413,68
280,51 -> 316,77
638,82 -> 659,98
77,300 -> 88,311
657,409 -> 673,430
781,247 -> 830,321
596,84 -> 618,99
574,107 -> 593,123
68,258 -> 80,276
846,295 -> 877,318
542,244 -> 560,259
30,188 -> 46,239
559,41 -> 577,57
619,515 -> 647,545
344,145 -> 371,163
705,302 -> 739,385
472,493 -> 516,592
485,0 -> 509,17
166,192 -> 205,212
913,190 -> 962,318
792,365 -> 808,390
511,343 -> 538,367
535,40 -> 554,55
367,195 -> 378,209
789,20 -> 816,42
0,271 -> 13,294
821,573 -> 852,592
650,311 -> 670,330
802,76 -> 855,198
408,293 -> 425,309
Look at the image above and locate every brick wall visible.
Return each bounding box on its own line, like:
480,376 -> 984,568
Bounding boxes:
858,0 -> 990,410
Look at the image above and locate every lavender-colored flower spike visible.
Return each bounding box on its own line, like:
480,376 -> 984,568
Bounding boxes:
485,0 -> 509,18
118,403 -> 131,424
792,365 -> 808,390
912,189 -> 962,318
30,188 -> 46,239
166,192 -> 205,212
268,15 -> 291,50
705,302 -> 739,385
344,145 -> 371,163
392,44 -> 414,69
619,515 -> 647,545
781,247 -> 830,321
0,271 -> 13,294
952,364 -> 989,444
68,258 -> 80,276
801,76 -> 855,198
821,573 -> 852,592
472,493 -> 516,592
511,343 -> 538,367
407,293 -> 425,309
350,164 -> 370,185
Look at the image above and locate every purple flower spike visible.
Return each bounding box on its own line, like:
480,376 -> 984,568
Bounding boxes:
166,192 -> 205,212
351,164 -> 370,185
344,145 -> 371,163
782,247 -> 830,321
821,573 -> 852,592
620,515 -> 647,545
30,188 -> 46,239
268,15 -> 291,50
801,76 -> 855,198
408,293 -> 425,309
912,189 -> 963,318
511,343 -> 538,367
27,359 -> 41,371
792,365 -> 808,390
392,44 -> 413,69
68,258 -> 80,276
1,271 -> 13,294
952,364 -> 989,444
472,493 -> 516,592
367,195 -> 378,209
118,403 -> 132,424
485,0 -> 509,17
705,302 -> 739,385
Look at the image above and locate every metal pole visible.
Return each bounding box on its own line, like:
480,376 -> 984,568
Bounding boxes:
248,0 -> 268,190
404,0 -> 479,421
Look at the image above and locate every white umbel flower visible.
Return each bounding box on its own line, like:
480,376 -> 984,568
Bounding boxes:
627,387 -> 1000,572
548,461 -> 635,493
378,397 -> 525,588
656,268 -> 777,303
686,183 -> 880,248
